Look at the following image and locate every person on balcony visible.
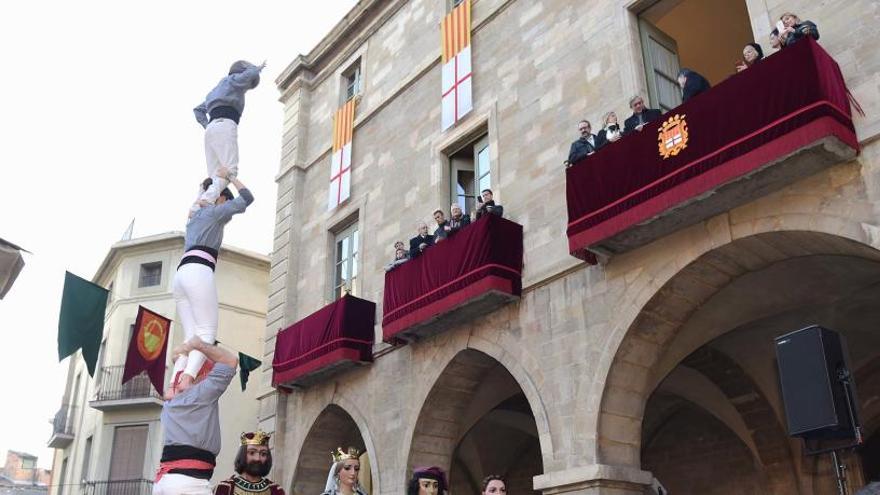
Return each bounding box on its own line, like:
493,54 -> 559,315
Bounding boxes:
596,111 -> 624,147
433,209 -> 452,242
153,338 -> 238,495
769,28 -> 784,52
623,95 -> 662,134
565,120 -> 602,166
213,431 -> 284,495
448,203 -> 471,232
409,222 -> 435,258
778,12 -> 819,46
475,189 -> 504,220
677,68 -> 711,102
736,43 -> 764,72
385,242 -> 410,272
407,466 -> 448,495
321,447 -> 368,495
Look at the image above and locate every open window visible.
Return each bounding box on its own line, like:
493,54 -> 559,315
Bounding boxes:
340,59 -> 362,104
636,0 -> 754,110
448,135 -> 490,215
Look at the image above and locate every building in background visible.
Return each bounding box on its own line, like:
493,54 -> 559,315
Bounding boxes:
260,1 -> 880,494
0,451 -> 51,495
47,233 -> 269,495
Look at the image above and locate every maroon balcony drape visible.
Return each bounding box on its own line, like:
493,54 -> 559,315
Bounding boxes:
272,294 -> 375,387
382,214 -> 523,341
566,38 -> 859,260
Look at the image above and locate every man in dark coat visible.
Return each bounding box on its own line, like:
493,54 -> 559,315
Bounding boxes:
623,95 -> 662,134
566,120 -> 603,166
677,68 -> 711,102
409,221 -> 435,258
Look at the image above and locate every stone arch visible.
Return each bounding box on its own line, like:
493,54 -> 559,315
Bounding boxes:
290,399 -> 380,495
405,347 -> 546,493
593,229 -> 880,487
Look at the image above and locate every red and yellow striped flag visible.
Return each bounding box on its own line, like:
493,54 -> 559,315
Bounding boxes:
440,0 -> 473,131
328,98 -> 356,210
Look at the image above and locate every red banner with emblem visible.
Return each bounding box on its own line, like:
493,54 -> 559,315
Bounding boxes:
122,305 -> 171,395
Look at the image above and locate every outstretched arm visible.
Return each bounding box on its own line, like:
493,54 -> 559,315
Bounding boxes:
184,337 -> 238,369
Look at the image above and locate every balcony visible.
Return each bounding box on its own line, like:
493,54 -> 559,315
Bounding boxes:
81,479 -> 153,495
566,38 -> 859,262
47,405 -> 76,449
89,365 -> 162,411
272,294 -> 376,389
382,214 -> 523,342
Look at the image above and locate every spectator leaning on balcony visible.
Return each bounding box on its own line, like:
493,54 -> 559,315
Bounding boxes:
597,111 -> 624,148
565,120 -> 602,166
778,12 -> 819,46
736,43 -> 764,72
385,241 -> 409,272
409,222 -> 435,258
769,28 -> 784,52
475,189 -> 504,220
433,209 -> 452,242
623,95 -> 662,134
677,68 -> 711,102
448,203 -> 471,232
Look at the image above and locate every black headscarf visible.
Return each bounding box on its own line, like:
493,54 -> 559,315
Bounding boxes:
746,42 -> 764,63
678,68 -> 711,102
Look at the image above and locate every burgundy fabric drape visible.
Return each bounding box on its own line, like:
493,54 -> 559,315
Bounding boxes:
382,214 -> 523,341
272,294 -> 375,387
566,38 -> 859,260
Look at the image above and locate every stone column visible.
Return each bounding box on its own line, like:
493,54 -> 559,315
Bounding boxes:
533,465 -> 654,495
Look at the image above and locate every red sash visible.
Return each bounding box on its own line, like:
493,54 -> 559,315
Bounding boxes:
154,459 -> 215,482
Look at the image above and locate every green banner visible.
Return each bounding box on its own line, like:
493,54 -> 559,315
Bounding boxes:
238,352 -> 262,391
57,272 -> 108,376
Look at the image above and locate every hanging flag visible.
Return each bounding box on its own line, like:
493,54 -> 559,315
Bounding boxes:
57,272 -> 109,376
327,98 -> 356,211
238,352 -> 262,391
441,0 -> 473,131
122,306 -> 171,395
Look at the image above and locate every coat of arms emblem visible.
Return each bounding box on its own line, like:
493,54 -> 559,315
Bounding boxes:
658,114 -> 688,159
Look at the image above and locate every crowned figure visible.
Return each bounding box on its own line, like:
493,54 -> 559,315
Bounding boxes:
321,447 -> 368,495
214,431 -> 284,495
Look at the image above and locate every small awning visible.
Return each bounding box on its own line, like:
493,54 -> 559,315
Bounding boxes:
0,238 -> 28,299
383,214 -> 523,342
272,294 -> 376,388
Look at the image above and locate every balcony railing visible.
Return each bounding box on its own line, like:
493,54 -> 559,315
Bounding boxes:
90,365 -> 162,411
382,214 -> 523,342
47,404 -> 76,448
272,294 -> 376,389
81,479 -> 153,495
565,38 -> 859,262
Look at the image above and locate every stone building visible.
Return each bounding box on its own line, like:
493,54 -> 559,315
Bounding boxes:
47,233 -> 269,495
257,0 -> 880,493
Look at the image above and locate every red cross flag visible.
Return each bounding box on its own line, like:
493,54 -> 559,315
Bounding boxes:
441,0 -> 473,131
328,98 -> 356,211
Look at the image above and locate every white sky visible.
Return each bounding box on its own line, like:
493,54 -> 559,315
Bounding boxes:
0,0 -> 357,470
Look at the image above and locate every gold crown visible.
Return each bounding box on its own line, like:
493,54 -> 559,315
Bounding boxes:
331,447 -> 360,462
240,431 -> 271,446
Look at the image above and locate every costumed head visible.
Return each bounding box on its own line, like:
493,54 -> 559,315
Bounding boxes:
481,475 -> 506,494
407,466 -> 447,495
235,431 -> 272,477
228,60 -> 261,88
324,447 -> 361,493
201,178 -> 234,203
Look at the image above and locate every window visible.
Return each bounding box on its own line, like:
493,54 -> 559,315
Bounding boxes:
21,457 -> 36,469
448,134 -> 491,214
138,262 -> 162,288
109,425 -> 148,481
341,60 -> 362,103
81,437 -> 93,481
333,224 -> 359,299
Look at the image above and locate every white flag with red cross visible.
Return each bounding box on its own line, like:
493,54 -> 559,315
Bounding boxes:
441,0 -> 473,131
328,98 -> 356,211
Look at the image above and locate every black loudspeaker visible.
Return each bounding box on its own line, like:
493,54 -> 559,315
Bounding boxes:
774,325 -> 859,441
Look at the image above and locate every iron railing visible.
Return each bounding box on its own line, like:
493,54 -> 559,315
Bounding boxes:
51,404 -> 76,436
81,479 -> 153,495
93,365 -> 161,402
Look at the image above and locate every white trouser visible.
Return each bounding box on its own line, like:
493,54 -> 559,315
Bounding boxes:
153,474 -> 212,495
199,118 -> 239,206
172,263 -> 218,379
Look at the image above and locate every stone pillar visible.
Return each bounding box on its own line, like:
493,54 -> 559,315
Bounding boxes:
533,465 -> 654,495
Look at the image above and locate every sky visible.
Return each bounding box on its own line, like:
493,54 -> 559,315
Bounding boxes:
0,0 -> 357,470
